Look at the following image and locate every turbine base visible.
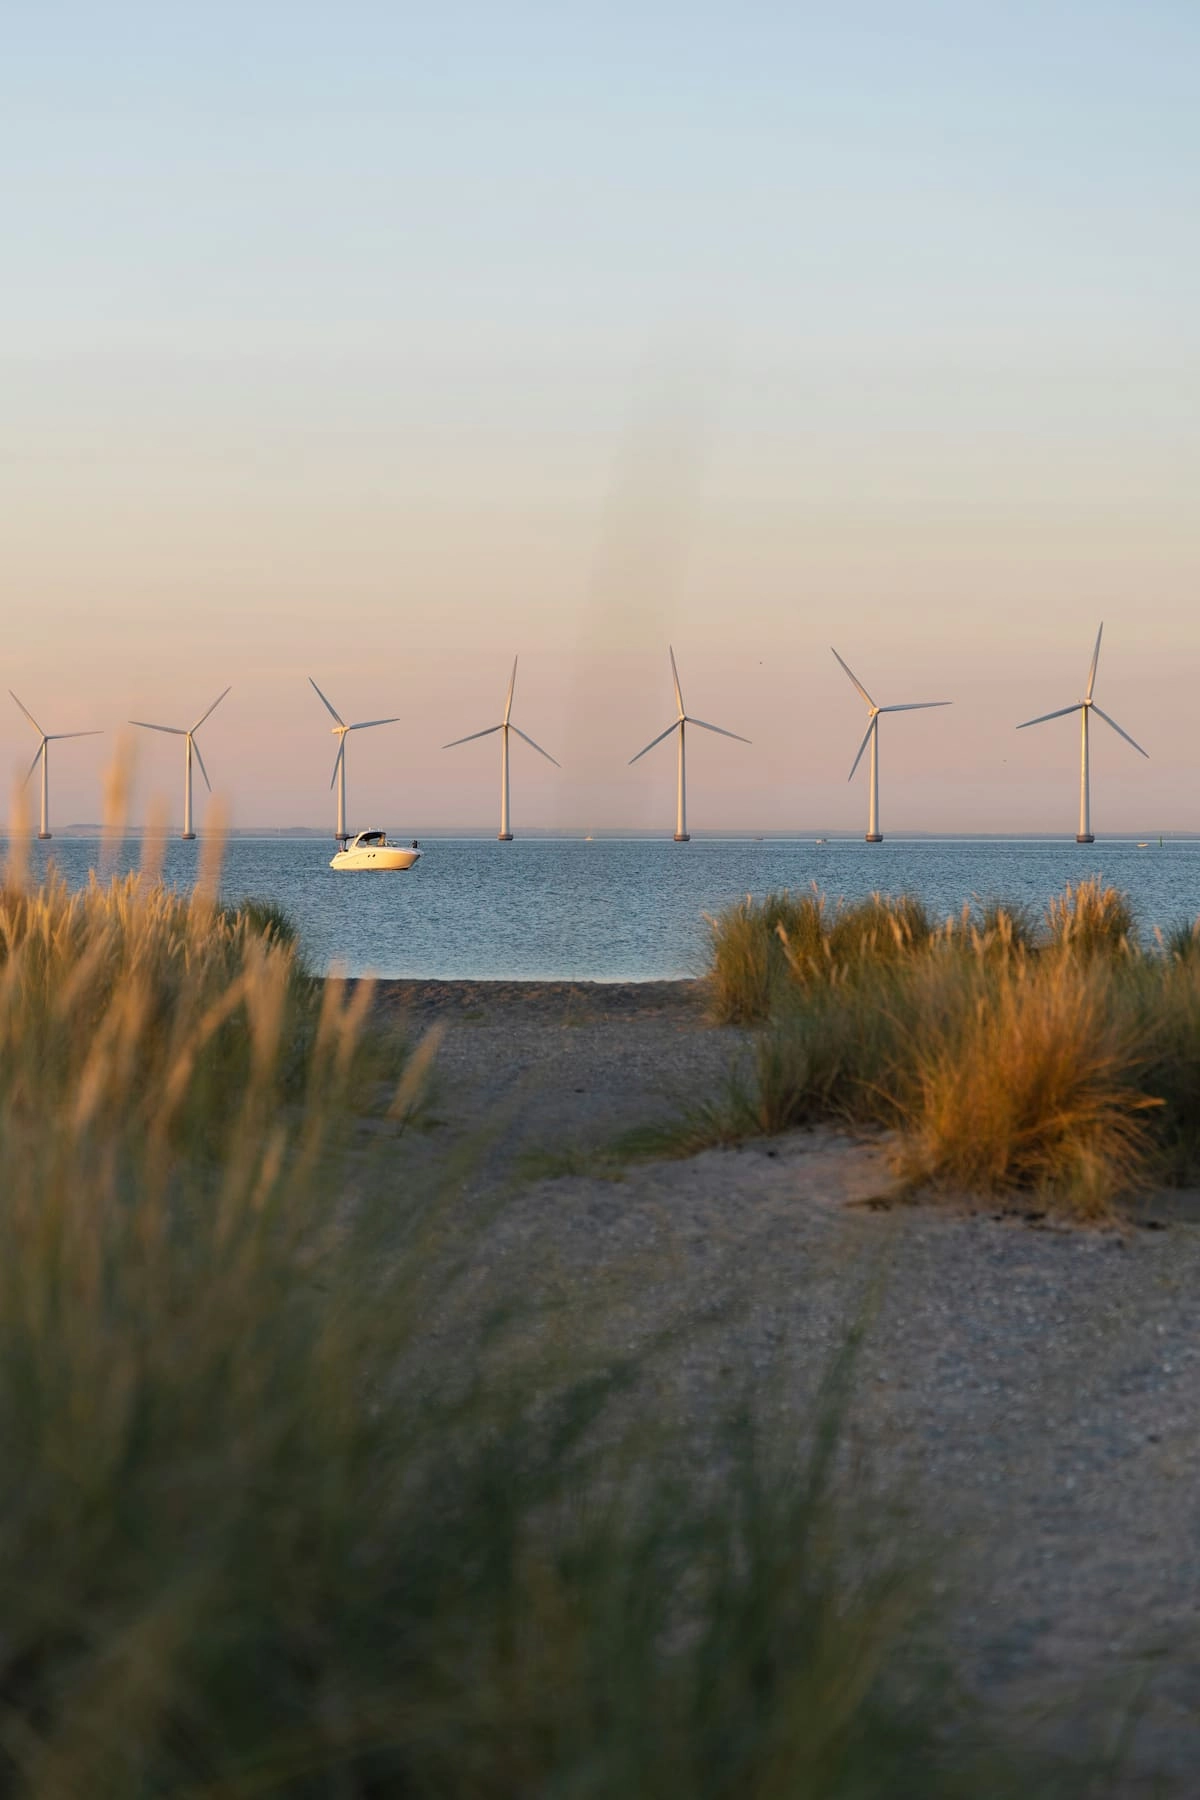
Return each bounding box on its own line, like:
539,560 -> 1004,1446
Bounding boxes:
181,831 -> 196,841
673,832 -> 691,843
37,832 -> 52,842
864,833 -> 883,844
1075,833 -> 1095,845
497,832 -> 513,842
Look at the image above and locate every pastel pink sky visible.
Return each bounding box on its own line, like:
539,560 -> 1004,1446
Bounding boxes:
5,4 -> 1198,835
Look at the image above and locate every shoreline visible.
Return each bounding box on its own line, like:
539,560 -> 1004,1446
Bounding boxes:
360,975 -> 707,1027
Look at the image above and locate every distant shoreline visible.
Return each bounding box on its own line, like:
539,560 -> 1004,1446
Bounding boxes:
6,830 -> 1198,844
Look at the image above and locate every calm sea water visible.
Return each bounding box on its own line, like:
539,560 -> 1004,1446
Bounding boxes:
11,837 -> 1200,982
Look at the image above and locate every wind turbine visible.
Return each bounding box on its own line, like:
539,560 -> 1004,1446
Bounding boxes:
629,647 -> 749,843
309,678 -> 401,844
129,687 -> 231,839
9,691 -> 102,841
831,649 -> 951,843
443,656 -> 560,842
1016,623 -> 1148,843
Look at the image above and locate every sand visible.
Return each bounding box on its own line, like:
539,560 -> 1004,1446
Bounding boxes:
366,976 -> 1200,1788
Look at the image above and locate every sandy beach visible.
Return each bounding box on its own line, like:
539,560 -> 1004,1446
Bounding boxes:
369,977 -> 738,1172
368,975 -> 1200,1787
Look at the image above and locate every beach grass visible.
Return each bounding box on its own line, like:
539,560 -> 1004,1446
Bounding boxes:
894,956 -> 1160,1214
0,827 -> 1117,1795
1044,876 -> 1137,959
703,880 -> 1200,1212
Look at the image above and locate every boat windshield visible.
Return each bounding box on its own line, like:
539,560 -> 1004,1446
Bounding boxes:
355,830 -> 386,845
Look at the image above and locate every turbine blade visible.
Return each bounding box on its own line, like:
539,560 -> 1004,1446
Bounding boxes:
1085,622 -> 1103,702
309,677 -> 345,727
686,717 -> 751,745
348,716 -> 401,731
1016,704 -> 1083,729
830,648 -> 874,709
847,718 -> 874,782
192,737 -> 213,792
510,724 -> 560,767
629,721 -> 679,765
329,738 -> 345,791
9,691 -> 43,736
503,656 -> 518,725
23,745 -> 43,787
669,646 -> 685,717
47,731 -> 103,740
1091,704 -> 1149,759
192,685 -> 231,732
129,721 -> 186,735
443,724 -> 502,749
877,702 -> 953,713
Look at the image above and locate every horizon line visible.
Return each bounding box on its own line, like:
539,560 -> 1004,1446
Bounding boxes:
1,826 -> 1192,843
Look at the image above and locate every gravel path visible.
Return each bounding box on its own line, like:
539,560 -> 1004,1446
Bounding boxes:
369,978 -> 1200,1788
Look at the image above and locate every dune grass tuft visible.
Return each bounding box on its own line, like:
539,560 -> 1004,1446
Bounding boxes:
972,898 -> 1038,956
825,890 -> 936,968
705,888 -> 827,1023
895,959 -> 1160,1215
223,892 -> 302,949
707,889 -> 943,1025
1044,876 -> 1136,959
1162,916 -> 1200,964
700,880 -> 1200,1210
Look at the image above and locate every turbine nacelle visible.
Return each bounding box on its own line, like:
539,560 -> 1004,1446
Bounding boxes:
130,688 -> 231,806
309,678 -> 401,788
1016,625 -> 1148,758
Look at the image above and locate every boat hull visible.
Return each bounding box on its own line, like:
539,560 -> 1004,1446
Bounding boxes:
329,847 -> 421,871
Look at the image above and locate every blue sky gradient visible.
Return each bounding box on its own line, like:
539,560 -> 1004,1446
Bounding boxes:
4,3 -> 1198,832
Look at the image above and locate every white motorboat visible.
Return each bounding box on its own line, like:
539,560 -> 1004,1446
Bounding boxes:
329,829 -> 422,872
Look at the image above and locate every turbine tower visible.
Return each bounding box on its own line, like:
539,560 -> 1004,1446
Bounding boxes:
130,687 -> 231,840
443,656 -> 560,842
629,647 -> 749,843
9,691 -> 101,841
831,649 -> 951,844
309,678 -> 401,844
1016,623 -> 1148,844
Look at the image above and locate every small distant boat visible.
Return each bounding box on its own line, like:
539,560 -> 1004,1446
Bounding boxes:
330,829 -> 421,872
815,837 -> 828,845
1137,841 -> 1150,849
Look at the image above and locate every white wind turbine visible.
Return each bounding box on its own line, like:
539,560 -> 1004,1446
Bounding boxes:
309,678 -> 401,843
9,691 -> 102,841
831,648 -> 951,843
629,646 -> 749,843
443,656 -> 560,842
1016,623 -> 1148,844
129,687 -> 231,840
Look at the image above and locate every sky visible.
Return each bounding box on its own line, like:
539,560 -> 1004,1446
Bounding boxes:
4,1 -> 1198,835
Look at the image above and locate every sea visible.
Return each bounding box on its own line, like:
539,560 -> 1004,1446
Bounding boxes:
10,835 -> 1200,982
